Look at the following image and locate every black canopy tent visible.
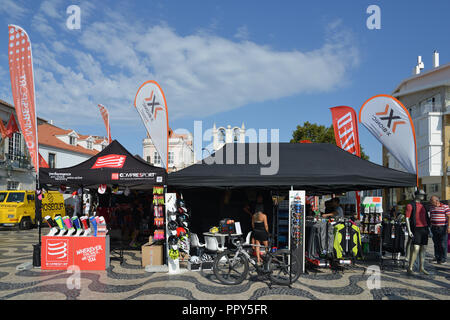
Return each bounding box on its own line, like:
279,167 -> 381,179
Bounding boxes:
39,140 -> 167,189
168,143 -> 416,239
168,143 -> 416,193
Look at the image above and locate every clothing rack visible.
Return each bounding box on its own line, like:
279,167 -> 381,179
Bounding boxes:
380,219 -> 407,269
305,218 -> 334,268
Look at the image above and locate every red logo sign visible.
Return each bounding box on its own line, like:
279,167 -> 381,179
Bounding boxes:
330,106 -> 361,157
111,173 -> 119,180
91,155 -> 126,169
46,239 -> 69,263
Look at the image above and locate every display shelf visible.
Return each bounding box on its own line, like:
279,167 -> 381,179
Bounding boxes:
276,200 -> 289,249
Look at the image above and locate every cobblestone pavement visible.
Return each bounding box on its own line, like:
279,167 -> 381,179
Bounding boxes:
0,229 -> 448,300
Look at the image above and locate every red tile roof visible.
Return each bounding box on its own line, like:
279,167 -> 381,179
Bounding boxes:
38,123 -> 99,156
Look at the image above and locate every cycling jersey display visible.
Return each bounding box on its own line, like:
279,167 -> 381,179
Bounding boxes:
333,221 -> 362,260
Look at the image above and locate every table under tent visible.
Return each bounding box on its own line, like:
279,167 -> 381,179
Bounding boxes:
168,142 -> 416,272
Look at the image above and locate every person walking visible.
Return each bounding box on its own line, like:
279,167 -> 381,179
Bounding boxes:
429,196 -> 450,264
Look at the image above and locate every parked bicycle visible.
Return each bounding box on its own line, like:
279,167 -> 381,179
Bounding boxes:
213,235 -> 301,286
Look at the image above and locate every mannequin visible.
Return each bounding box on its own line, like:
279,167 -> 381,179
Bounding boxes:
405,190 -> 430,275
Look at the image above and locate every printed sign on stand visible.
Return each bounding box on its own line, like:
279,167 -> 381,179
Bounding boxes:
42,236 -> 109,270
289,190 -> 305,273
165,193 -> 179,273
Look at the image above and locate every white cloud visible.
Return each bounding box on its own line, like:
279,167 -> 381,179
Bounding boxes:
0,0 -> 28,19
40,0 -> 63,19
26,9 -> 359,129
234,25 -> 250,40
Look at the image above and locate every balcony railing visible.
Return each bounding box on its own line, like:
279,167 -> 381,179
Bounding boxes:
0,153 -> 32,170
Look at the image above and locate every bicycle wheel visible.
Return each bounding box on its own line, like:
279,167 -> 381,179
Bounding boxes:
268,249 -> 301,285
213,250 -> 249,285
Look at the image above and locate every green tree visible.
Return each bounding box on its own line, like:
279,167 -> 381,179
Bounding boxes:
290,121 -> 369,160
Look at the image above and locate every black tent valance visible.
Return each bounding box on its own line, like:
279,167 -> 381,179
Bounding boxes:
39,140 -> 167,188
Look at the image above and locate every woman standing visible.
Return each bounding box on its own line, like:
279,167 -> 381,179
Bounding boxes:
252,210 -> 270,264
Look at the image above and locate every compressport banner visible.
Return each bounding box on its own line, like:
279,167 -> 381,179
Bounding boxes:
8,25 -> 39,175
97,104 -> 111,143
134,80 -> 169,170
359,94 -> 417,176
330,106 -> 361,157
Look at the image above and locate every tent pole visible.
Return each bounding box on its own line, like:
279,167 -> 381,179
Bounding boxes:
290,186 -> 292,283
81,186 -> 84,217
36,175 -> 41,245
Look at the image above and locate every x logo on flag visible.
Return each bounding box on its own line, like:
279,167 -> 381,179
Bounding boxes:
144,91 -> 163,120
376,104 -> 405,132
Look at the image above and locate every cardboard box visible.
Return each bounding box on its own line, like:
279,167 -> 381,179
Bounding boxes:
141,242 -> 163,267
201,261 -> 214,270
187,261 -> 201,271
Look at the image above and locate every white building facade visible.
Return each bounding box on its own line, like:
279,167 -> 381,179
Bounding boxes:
384,51 -> 450,202
212,123 -> 246,152
143,131 -> 194,173
38,122 -> 107,169
0,100 -> 46,190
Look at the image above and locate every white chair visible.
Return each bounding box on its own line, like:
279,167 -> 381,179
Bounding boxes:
190,233 -> 205,249
205,236 -> 225,252
244,231 -> 253,245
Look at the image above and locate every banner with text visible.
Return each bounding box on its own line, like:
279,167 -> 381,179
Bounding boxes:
330,106 -> 361,157
8,25 -> 39,174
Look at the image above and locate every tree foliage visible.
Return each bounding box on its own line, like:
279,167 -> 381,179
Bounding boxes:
290,121 -> 369,160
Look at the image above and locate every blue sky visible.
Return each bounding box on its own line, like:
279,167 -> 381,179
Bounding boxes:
1,0 -> 449,163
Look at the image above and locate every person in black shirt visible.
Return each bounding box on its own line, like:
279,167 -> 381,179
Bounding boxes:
252,210 -> 270,264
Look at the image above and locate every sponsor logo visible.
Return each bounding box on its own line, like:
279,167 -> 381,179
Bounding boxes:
374,104 -> 406,134
143,90 -> 163,121
91,154 -> 126,169
119,172 -> 156,178
156,176 -> 163,183
47,239 -> 69,263
110,172 -> 156,180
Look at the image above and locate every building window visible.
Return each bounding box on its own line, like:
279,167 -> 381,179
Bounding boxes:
48,153 -> 56,168
218,128 -> 226,144
8,133 -> 22,160
69,136 -> 76,145
7,181 -> 19,190
146,156 -> 151,163
87,141 -> 93,149
233,128 -> 240,142
154,151 -> 161,165
428,183 -> 439,193
168,152 -> 174,166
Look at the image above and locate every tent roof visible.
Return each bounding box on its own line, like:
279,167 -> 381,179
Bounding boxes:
39,140 -> 167,188
168,143 -> 416,193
